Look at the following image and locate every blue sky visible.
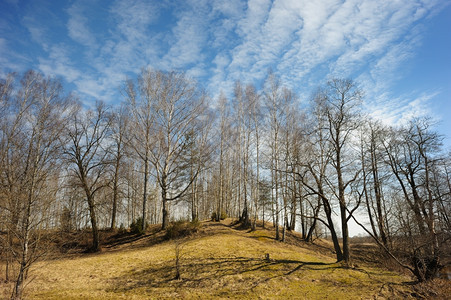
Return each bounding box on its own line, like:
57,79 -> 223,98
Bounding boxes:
1,0 -> 450,147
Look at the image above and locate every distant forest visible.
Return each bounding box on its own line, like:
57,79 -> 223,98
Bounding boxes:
1,69 -> 449,296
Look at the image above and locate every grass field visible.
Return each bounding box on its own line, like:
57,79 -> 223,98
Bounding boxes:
1,220 -> 448,299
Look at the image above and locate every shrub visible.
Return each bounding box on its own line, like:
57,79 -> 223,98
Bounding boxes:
211,210 -> 227,221
118,223 -> 127,234
60,206 -> 72,232
190,218 -> 201,228
130,217 -> 146,235
165,220 -> 201,239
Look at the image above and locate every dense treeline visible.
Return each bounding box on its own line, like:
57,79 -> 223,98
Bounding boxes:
1,69 -> 450,297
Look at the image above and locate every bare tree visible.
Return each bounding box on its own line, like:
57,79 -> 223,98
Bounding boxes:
130,69 -> 207,230
0,71 -> 72,299
123,73 -> 156,231
349,116 -> 449,282
296,89 -> 343,260
64,101 -> 112,252
435,152 -> 451,231
234,81 -> 253,227
382,118 -> 445,280
359,121 -> 390,247
180,108 -> 214,222
0,74 -> 16,281
214,93 -> 231,222
263,72 -> 287,241
246,85 -> 262,231
323,79 -> 362,265
279,88 -> 298,241
108,105 -> 128,229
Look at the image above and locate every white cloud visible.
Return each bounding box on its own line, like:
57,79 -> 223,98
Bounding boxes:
67,1 -> 97,48
49,0 -> 164,104
38,45 -> 81,82
212,0 -> 245,17
221,0 -> 444,125
110,0 -> 160,42
207,53 -> 233,97
223,0 -> 273,85
197,0 -> 447,116
74,77 -> 105,100
161,1 -> 210,69
224,0 -> 434,90
366,91 -> 438,126
1,0 -> 448,118
0,38 -> 26,76
22,14 -> 50,51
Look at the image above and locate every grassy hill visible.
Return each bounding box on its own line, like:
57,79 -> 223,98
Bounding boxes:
1,220 -> 448,299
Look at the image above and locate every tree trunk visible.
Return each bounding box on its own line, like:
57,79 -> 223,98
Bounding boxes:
340,202 -> 351,265
87,194 -> 100,252
12,195 -> 32,300
161,174 -> 169,230
306,196 -> 321,242
191,180 -> 198,222
162,197 -> 169,230
289,173 -> 297,231
111,164 -> 119,229
323,197 -> 343,262
142,156 -> 149,232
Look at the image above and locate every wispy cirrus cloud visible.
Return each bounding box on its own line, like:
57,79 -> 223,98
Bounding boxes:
38,45 -> 81,82
207,0 -> 446,125
227,0 -> 273,78
111,0 -> 160,42
0,0 -> 448,122
0,38 -> 26,76
22,9 -> 52,52
55,0 -> 163,103
66,1 -> 97,49
367,91 -> 439,126
162,9 -> 208,70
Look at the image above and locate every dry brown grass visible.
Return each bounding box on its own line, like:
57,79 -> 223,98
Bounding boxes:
1,219 -> 447,299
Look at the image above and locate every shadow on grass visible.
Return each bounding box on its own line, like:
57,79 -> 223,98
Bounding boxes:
104,221 -> 236,253
107,255 -> 338,295
102,229 -> 166,251
103,220 -> 282,254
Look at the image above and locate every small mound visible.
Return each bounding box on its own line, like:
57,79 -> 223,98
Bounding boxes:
13,219 -> 430,299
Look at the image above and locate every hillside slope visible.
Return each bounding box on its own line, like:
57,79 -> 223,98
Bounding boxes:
2,220 -> 431,299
